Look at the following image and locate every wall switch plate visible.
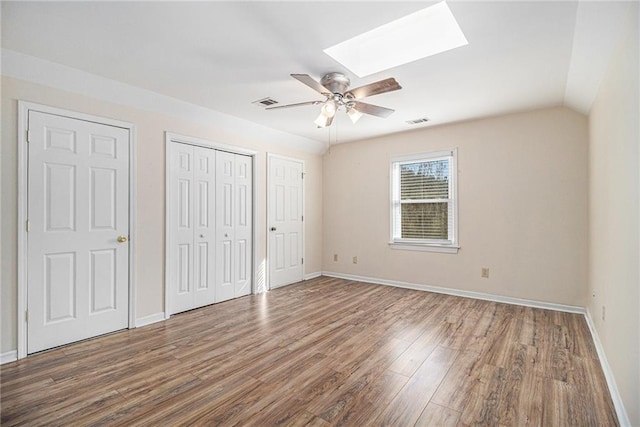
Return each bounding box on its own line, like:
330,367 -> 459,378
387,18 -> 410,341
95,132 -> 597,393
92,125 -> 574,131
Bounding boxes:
333,254 -> 338,262
481,268 -> 490,278
352,256 -> 358,264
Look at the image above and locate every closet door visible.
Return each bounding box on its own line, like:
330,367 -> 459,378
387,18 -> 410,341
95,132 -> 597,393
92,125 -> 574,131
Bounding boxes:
171,143 -> 195,314
234,155 -> 252,297
215,152 -> 253,302
215,151 -> 235,302
192,147 -> 216,308
170,143 -> 215,314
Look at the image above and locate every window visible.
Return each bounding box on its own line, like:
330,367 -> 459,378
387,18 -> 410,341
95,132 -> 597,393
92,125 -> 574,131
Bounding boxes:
390,149 -> 458,253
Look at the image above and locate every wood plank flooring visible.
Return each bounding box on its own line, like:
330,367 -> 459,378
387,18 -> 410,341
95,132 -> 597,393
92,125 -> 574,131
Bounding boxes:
1,276 -> 618,426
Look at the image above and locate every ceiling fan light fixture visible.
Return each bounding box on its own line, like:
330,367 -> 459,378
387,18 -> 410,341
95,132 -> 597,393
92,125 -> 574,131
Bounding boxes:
315,100 -> 338,127
321,100 -> 337,118
347,107 -> 363,124
314,112 -> 330,127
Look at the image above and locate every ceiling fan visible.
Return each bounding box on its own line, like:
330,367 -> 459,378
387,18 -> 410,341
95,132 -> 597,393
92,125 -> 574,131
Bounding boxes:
266,73 -> 402,127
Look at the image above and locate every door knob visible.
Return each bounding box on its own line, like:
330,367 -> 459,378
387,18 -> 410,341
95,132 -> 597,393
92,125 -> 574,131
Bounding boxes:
270,227 -> 276,231
200,234 -> 205,238
117,235 -> 128,243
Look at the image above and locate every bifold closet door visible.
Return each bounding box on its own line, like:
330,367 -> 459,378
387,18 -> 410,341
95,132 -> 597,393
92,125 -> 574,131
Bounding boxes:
170,143 -> 215,314
215,151 -> 252,303
234,154 -> 252,297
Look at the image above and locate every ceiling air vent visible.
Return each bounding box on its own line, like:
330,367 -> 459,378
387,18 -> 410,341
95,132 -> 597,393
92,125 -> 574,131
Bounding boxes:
406,117 -> 430,125
253,97 -> 279,107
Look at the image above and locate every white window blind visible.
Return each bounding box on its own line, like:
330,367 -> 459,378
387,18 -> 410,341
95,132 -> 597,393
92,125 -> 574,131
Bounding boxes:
391,149 -> 458,249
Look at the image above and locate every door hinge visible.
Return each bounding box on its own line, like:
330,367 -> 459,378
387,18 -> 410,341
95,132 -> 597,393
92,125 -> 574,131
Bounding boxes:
301,215 -> 304,222
26,220 -> 30,232
25,310 -> 29,322
301,172 -> 305,179
26,130 -> 31,143
301,258 -> 304,265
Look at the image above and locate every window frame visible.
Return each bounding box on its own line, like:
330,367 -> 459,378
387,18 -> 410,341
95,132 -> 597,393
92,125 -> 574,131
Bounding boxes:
389,149 -> 459,253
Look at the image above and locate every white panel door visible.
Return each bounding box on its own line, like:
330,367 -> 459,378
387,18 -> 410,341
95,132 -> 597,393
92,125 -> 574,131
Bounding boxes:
192,147 -> 216,307
234,155 -> 252,297
268,156 -> 304,288
215,151 -> 236,302
170,143 -> 195,314
214,152 -> 253,302
27,111 -> 129,354
169,143 -> 215,314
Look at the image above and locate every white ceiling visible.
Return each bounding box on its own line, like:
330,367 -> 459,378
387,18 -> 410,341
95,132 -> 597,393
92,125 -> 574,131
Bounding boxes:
1,1 -> 632,149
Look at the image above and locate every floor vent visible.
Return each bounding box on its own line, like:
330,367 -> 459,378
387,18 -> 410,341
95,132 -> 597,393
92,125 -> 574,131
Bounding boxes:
253,97 -> 279,107
406,117 -> 430,125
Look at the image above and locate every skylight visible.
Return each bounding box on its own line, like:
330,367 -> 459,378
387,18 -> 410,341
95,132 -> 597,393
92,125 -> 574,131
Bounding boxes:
323,1 -> 468,77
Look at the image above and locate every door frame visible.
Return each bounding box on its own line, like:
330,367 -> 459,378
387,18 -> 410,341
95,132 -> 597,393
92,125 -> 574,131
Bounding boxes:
266,153 -> 305,290
164,132 -> 257,318
17,101 -> 137,359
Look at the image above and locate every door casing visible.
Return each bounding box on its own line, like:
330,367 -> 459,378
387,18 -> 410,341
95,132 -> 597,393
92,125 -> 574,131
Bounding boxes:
164,132 -> 257,318
17,101 -> 137,359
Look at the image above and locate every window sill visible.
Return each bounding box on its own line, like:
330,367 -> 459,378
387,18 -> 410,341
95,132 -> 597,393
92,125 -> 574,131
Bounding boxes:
388,242 -> 460,254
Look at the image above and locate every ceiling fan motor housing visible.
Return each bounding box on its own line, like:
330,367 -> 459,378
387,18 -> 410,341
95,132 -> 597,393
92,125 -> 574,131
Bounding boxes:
321,73 -> 350,95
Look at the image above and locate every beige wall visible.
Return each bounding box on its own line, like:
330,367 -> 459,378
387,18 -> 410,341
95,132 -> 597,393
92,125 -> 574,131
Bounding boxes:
1,76 -> 323,353
588,3 -> 639,424
322,107 -> 589,306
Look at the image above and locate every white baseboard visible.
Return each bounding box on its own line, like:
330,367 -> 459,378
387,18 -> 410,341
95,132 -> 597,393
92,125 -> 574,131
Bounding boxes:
135,312 -> 166,328
1,350 -> 18,364
304,271 -> 322,280
584,309 -> 631,426
322,271 -> 585,314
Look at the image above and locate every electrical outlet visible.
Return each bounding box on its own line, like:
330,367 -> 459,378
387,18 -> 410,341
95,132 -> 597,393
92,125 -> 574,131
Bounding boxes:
352,256 -> 358,264
602,305 -> 606,321
333,254 -> 338,262
481,268 -> 490,278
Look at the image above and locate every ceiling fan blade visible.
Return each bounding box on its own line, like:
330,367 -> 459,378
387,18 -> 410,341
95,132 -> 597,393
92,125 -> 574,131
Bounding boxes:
291,74 -> 333,95
265,100 -> 323,110
346,77 -> 402,100
353,101 -> 395,118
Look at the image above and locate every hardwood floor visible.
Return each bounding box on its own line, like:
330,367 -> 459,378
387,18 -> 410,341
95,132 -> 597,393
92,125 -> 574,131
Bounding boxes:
1,276 -> 618,426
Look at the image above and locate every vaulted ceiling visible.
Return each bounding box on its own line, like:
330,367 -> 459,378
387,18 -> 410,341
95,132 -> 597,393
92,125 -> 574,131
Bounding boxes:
1,1 -> 632,150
